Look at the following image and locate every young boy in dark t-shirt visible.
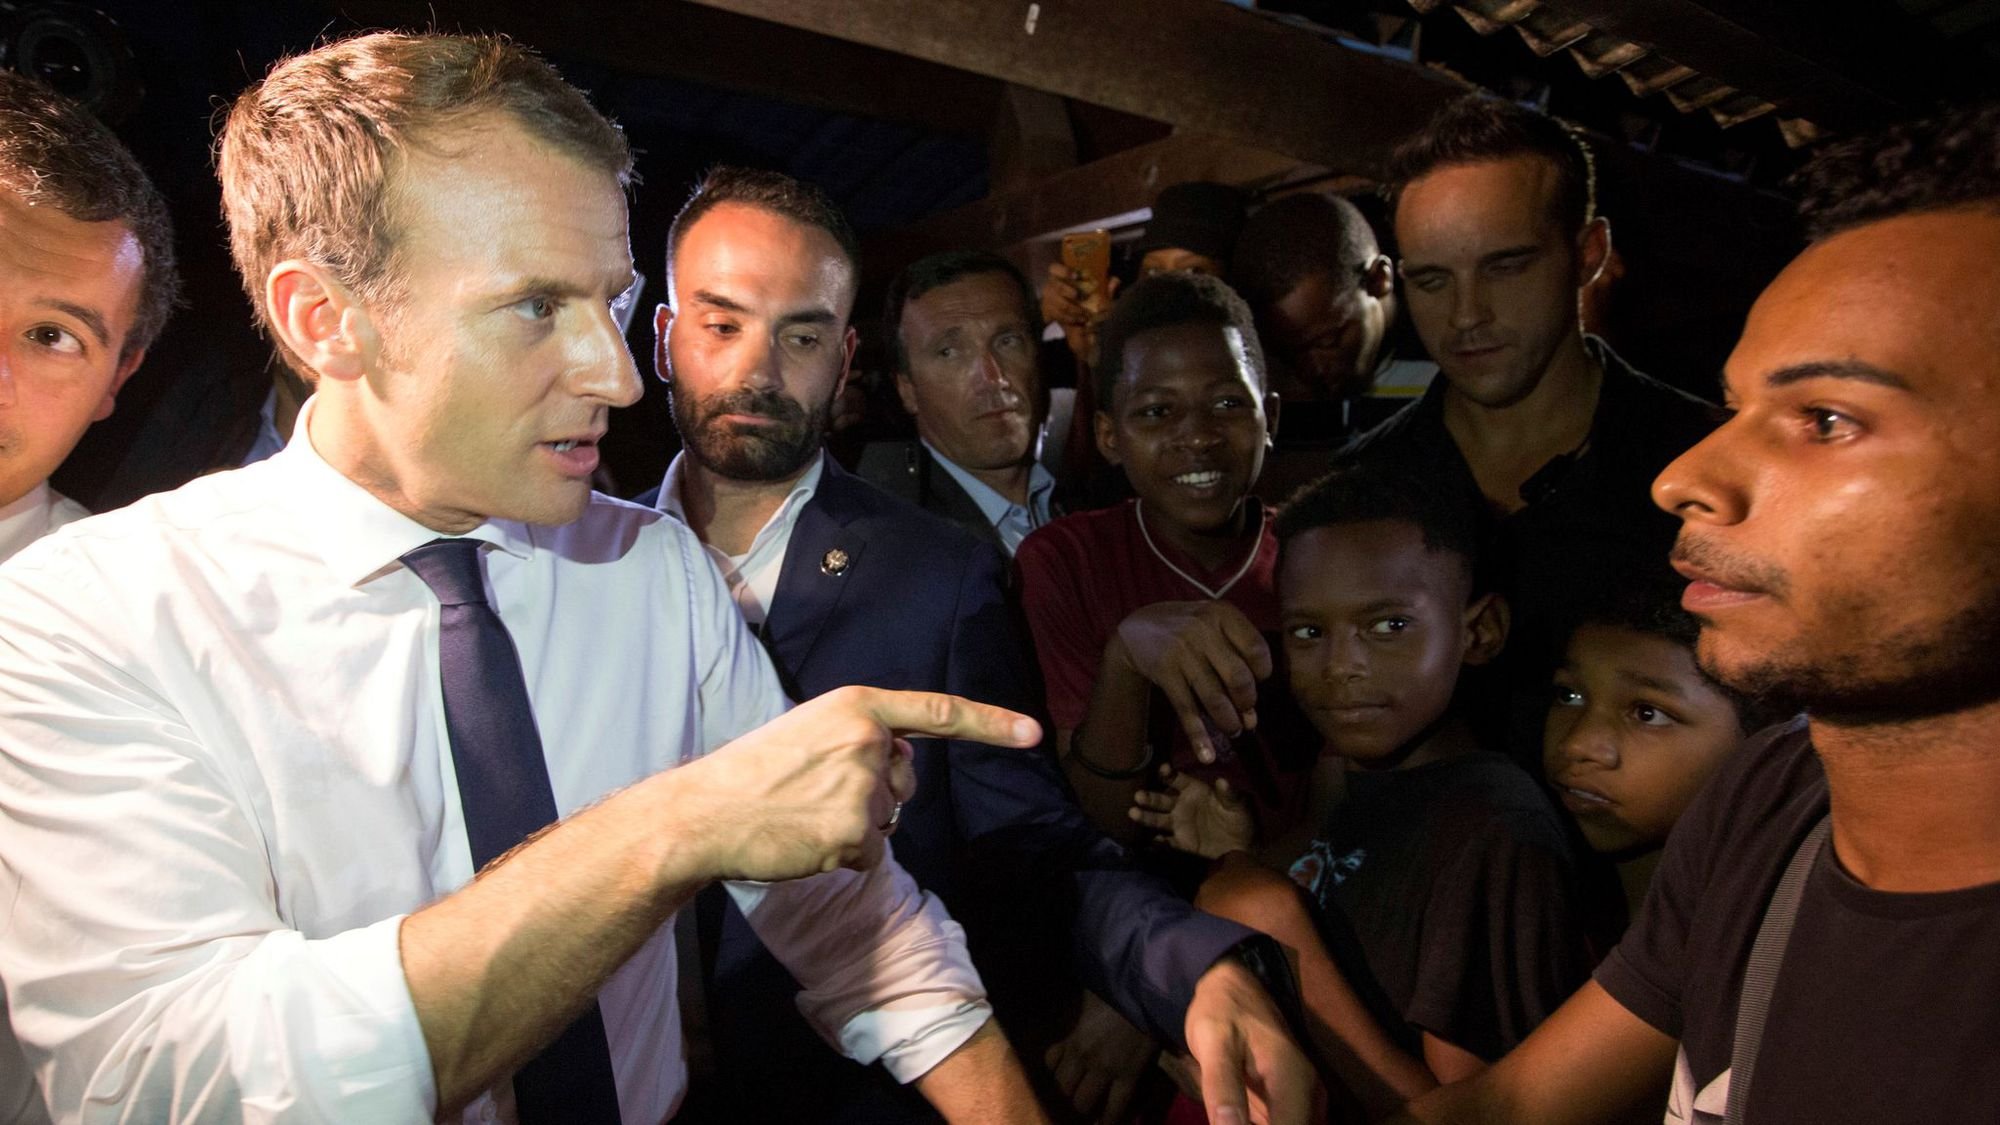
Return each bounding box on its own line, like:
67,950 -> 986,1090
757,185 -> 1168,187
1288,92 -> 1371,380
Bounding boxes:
1134,462 -> 1591,1119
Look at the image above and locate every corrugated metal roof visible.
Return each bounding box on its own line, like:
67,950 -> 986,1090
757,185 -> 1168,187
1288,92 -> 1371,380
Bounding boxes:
1408,0 -> 1792,140
1398,0 -> 1998,145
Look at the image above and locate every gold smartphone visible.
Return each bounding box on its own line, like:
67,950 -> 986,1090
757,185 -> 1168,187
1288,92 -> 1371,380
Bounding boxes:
1060,230 -> 1113,314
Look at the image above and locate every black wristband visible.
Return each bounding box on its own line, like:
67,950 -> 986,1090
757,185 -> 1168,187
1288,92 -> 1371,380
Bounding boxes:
1228,934 -> 1313,1053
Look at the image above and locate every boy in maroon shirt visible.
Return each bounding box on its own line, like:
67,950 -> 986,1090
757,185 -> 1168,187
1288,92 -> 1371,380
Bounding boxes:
1017,271 -> 1314,845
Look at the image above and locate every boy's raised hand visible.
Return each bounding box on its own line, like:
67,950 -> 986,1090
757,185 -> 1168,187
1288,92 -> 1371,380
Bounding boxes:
1040,262 -> 1120,361
1130,764 -> 1256,858
1113,600 -> 1273,762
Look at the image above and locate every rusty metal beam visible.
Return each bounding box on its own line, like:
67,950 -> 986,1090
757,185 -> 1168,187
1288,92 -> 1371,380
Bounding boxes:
684,0 -> 1465,174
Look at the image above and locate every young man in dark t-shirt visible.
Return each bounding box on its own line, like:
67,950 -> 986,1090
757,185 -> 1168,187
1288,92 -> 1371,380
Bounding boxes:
1597,718 -> 2000,1120
1397,102 -> 2000,1125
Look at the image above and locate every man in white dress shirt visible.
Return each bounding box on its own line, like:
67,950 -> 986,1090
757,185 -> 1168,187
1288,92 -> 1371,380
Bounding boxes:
0,71 -> 178,565
0,31 -> 1046,1125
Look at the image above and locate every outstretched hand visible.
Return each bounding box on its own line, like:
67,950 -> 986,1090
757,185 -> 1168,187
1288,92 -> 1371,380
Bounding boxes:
1044,990 -> 1159,1125
677,685 -> 1040,881
1184,958 -> 1321,1125
1114,600 -> 1272,762
1130,763 -> 1256,858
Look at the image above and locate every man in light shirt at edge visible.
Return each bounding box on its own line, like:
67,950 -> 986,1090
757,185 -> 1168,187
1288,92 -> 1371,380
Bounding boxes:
0,67 -> 181,1125
0,71 -> 178,564
0,31 -> 1050,1125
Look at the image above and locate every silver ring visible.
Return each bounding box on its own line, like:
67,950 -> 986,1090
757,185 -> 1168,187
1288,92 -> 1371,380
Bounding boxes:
878,800 -> 903,834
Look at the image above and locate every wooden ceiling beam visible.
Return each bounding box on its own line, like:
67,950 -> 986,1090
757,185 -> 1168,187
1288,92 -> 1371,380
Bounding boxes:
863,129 -> 1325,282
338,0 -> 1004,137
685,0 -> 1464,174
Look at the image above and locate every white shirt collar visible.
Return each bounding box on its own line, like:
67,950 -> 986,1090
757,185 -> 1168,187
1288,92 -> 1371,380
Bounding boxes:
920,440 -> 1054,528
656,450 -> 826,533
276,396 -> 534,588
0,483 -> 85,564
656,451 -> 826,627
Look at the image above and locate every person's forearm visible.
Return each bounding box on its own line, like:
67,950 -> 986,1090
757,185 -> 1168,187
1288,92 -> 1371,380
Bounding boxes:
400,766 -> 711,1114
913,1020 -> 1051,1124
1388,1080 -> 1515,1123
1313,990 -> 1440,1119
1061,640 -> 1155,841
1197,854 -> 1436,1119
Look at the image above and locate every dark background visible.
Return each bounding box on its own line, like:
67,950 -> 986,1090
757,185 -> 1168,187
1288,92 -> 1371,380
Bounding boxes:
34,0 -> 1926,510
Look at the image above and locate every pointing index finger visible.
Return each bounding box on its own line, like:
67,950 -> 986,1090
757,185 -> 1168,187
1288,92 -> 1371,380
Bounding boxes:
862,688 -> 1042,747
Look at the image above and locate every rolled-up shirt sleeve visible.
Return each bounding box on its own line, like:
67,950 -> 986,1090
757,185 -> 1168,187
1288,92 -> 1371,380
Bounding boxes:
726,868 -> 990,1084
0,568 -> 434,1123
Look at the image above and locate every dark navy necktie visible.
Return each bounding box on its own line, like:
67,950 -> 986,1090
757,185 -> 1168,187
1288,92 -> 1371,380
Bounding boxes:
401,538 -> 622,1124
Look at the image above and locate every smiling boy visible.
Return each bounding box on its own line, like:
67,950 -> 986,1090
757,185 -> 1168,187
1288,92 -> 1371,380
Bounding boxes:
1016,271 -> 1313,843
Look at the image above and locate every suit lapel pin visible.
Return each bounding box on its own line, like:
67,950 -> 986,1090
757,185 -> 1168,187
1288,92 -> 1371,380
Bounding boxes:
820,548 -> 850,576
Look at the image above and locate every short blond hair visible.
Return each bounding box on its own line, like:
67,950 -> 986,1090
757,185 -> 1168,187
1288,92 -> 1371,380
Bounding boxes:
216,31 -> 632,376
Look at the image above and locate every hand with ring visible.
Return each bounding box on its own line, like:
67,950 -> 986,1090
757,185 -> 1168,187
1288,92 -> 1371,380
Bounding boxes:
877,736 -> 914,835
675,686 -> 1037,879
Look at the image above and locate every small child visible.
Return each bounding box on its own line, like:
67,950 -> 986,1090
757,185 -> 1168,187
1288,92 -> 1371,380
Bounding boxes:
1134,462 -> 1591,1119
1016,271 -> 1315,845
1544,588 -> 1786,929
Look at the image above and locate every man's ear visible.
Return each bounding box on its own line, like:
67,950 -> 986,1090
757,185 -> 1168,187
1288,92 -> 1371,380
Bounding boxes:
1461,591 -> 1510,667
652,303 -> 674,383
1576,217 -> 1612,289
1093,409 -> 1122,466
266,260 -> 373,383
1263,391 -> 1282,447
1362,254 -> 1394,300
88,345 -> 147,423
835,325 -> 859,400
893,370 -> 921,416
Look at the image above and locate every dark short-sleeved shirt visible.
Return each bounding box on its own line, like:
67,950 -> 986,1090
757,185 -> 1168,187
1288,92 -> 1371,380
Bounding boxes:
1290,752 -> 1590,1061
1596,719 -> 2000,1122
1341,339 -> 1727,753
1015,500 -> 1316,821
